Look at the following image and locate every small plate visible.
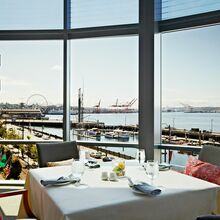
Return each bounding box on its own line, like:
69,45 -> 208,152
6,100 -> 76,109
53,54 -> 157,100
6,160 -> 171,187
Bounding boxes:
159,166 -> 170,171
159,163 -> 171,171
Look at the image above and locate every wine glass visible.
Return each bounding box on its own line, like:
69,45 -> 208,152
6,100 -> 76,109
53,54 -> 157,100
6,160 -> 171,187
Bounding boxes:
71,160 -> 85,187
145,160 -> 159,186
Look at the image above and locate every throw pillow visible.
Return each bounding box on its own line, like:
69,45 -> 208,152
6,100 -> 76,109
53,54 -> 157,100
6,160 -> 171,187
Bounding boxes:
184,156 -> 220,185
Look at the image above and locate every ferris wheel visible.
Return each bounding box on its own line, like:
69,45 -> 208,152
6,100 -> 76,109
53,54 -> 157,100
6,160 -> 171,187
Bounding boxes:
26,94 -> 48,113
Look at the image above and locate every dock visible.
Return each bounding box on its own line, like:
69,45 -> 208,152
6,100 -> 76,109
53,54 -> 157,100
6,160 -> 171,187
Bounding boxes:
4,119 -> 138,132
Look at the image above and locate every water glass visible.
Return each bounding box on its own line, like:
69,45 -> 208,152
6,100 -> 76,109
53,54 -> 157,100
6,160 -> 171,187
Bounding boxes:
72,160 -> 85,186
79,150 -> 86,163
136,149 -> 145,164
145,160 -> 159,185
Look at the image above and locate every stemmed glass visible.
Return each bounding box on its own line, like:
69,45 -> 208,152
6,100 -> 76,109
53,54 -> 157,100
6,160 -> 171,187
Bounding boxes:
145,160 -> 159,186
71,160 -> 85,187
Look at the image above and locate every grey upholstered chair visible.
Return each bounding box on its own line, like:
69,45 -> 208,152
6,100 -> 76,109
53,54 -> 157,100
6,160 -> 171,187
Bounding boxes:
36,141 -> 79,167
198,145 -> 220,166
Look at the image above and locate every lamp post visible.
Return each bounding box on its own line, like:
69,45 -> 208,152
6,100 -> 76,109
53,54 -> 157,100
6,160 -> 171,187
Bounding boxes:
210,119 -> 214,133
22,119 -> 24,139
172,118 -> 175,129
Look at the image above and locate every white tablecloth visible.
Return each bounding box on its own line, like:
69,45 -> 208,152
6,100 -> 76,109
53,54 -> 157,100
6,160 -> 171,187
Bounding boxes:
19,162 -> 220,220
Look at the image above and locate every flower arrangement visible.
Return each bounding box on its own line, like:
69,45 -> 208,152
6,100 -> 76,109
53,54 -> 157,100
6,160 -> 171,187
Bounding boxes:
113,161 -> 125,176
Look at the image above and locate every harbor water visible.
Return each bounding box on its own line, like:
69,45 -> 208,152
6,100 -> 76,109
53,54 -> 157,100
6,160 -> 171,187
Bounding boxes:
35,112 -> 220,159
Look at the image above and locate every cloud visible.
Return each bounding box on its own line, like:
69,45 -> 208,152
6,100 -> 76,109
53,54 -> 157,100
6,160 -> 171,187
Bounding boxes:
0,75 -> 30,87
3,79 -> 30,87
51,65 -> 62,72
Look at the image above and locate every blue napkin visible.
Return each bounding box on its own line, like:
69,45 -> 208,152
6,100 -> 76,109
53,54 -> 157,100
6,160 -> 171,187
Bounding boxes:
40,176 -> 80,187
131,182 -> 161,196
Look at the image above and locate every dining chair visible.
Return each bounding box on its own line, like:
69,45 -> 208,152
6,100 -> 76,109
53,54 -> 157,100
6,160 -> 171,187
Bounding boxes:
0,189 -> 36,220
198,145 -> 220,166
36,141 -> 79,167
195,145 -> 220,220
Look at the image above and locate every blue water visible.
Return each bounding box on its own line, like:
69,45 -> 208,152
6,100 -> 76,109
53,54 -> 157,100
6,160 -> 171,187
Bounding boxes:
36,112 -> 220,159
162,112 -> 220,132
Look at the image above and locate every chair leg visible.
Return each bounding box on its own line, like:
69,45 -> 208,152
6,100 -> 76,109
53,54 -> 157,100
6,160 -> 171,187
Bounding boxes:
22,189 -> 35,218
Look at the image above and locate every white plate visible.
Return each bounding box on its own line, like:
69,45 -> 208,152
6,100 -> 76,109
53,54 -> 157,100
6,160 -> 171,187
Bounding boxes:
159,166 -> 170,171
51,180 -> 71,186
51,181 -> 71,186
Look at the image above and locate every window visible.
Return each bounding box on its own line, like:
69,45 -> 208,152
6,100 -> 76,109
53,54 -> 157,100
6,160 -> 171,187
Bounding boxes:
161,0 -> 220,20
162,25 -> 220,147
70,36 -> 138,158
0,0 -> 63,30
71,0 -> 138,28
0,41 -> 63,140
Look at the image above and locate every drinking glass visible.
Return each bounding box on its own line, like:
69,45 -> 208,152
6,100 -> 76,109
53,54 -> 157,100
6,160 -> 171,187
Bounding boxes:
145,160 -> 159,185
136,149 -> 145,164
79,150 -> 87,163
71,160 -> 85,187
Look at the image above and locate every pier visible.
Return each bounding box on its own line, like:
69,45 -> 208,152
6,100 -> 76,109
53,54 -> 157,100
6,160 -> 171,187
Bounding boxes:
4,118 -> 220,147
4,119 -> 138,132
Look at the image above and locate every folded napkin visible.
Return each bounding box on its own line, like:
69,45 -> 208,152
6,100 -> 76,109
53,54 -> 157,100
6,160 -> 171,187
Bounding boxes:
40,176 -> 80,187
130,182 -> 161,196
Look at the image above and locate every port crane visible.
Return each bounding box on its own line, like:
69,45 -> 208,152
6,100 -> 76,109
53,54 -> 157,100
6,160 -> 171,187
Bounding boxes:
180,103 -> 194,113
110,98 -> 137,108
93,99 -> 101,113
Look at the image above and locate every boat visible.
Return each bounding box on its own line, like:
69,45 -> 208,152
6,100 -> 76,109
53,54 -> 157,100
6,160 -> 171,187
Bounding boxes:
75,128 -> 85,134
87,128 -> 101,137
104,132 -> 116,139
113,129 -> 130,141
118,131 -> 129,141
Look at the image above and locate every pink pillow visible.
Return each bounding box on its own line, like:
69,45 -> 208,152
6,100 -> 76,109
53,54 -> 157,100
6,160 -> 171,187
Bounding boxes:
184,156 -> 220,185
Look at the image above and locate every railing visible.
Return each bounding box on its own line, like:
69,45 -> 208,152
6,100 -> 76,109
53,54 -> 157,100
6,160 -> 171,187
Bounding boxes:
0,139 -> 202,150
155,143 -> 202,155
0,140 -> 203,186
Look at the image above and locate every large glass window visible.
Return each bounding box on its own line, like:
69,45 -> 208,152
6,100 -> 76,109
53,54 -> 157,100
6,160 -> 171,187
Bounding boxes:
160,0 -> 220,20
0,40 -> 63,179
71,0 -> 138,28
162,25 -> 220,148
0,40 -> 63,141
70,36 -> 138,158
0,0 -> 63,30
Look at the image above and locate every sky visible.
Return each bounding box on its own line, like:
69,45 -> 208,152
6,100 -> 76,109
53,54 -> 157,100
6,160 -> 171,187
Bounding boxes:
162,24 -> 220,107
0,1 -> 220,108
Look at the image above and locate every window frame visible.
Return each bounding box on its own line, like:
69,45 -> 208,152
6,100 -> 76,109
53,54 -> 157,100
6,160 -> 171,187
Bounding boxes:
0,1 -> 220,160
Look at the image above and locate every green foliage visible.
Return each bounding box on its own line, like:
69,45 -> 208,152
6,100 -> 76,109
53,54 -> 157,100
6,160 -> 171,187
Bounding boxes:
25,144 -> 37,159
0,126 -> 7,138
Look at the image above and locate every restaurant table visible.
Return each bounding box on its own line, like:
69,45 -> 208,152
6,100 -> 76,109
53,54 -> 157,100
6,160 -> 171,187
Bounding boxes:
19,161 -> 220,220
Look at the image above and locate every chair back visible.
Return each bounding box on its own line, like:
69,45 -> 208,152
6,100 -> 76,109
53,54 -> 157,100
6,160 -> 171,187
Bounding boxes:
36,141 -> 79,167
198,145 -> 220,166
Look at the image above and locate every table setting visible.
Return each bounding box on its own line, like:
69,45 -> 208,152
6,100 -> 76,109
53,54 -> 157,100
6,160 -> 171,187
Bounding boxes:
18,154 -> 220,220
39,157 -> 163,195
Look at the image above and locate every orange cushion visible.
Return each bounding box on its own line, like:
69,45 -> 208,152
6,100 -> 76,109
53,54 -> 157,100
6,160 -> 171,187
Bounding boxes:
184,156 -> 220,185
